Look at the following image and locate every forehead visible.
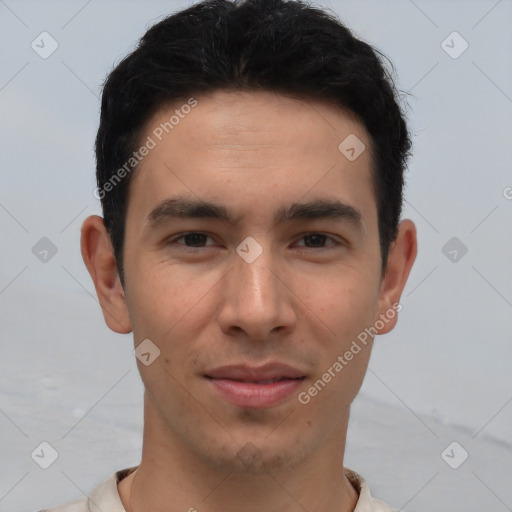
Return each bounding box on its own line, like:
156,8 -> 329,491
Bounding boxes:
148,90 -> 368,155
127,89 -> 376,230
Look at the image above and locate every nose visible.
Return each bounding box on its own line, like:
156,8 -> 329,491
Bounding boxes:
217,241 -> 297,341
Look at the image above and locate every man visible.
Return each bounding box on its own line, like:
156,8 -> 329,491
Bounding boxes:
43,0 -> 417,510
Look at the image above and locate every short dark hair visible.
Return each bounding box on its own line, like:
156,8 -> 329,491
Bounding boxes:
95,0 -> 412,286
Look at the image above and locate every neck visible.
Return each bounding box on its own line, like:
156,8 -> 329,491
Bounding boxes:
119,394 -> 359,512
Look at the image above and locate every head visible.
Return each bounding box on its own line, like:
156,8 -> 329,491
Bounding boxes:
95,0 -> 412,287
83,0 -> 416,476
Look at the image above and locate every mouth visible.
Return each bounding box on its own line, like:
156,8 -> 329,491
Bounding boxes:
204,363 -> 306,408
216,377 -> 301,384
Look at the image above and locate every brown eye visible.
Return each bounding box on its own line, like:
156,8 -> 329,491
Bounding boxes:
295,233 -> 342,250
302,234 -> 329,248
166,232 -> 214,251
179,233 -> 209,247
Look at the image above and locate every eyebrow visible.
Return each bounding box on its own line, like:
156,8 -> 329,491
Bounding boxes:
146,195 -> 364,231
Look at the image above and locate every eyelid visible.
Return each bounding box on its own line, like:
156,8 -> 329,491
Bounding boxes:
167,232 -> 217,247
293,232 -> 344,247
166,231 -> 346,250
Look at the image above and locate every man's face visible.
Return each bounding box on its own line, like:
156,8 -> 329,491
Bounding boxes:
120,90 -> 390,473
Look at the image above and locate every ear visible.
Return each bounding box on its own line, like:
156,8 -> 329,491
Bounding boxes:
375,219 -> 417,334
80,215 -> 132,334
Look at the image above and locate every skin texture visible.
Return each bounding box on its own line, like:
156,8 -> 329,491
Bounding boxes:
81,90 -> 417,512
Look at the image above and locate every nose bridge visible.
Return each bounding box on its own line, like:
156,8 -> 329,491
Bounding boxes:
218,235 -> 294,339
233,237 -> 279,308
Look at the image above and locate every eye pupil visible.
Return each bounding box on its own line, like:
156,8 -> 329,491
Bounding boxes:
184,233 -> 206,246
305,234 -> 326,247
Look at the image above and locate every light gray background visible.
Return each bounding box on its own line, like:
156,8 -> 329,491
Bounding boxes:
1,0 -> 511,511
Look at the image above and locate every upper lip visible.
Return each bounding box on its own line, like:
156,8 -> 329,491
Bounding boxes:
205,362 -> 306,381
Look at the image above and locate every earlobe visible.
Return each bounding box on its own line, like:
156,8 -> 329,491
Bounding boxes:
375,219 -> 417,335
80,215 -> 132,334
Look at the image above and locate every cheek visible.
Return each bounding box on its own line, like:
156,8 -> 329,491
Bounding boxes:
125,260 -> 189,335
304,288 -> 376,412
125,263 -> 216,374
307,271 -> 380,342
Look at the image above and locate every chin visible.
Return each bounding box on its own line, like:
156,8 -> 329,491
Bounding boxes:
194,434 -> 312,476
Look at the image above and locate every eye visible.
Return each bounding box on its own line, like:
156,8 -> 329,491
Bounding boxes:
166,232 -> 215,251
294,233 -> 342,250
165,232 -> 344,253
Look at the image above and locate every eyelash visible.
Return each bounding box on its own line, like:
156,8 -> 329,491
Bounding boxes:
166,232 -> 344,253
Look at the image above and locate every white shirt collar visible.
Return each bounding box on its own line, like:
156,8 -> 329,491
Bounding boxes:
82,466 -> 397,512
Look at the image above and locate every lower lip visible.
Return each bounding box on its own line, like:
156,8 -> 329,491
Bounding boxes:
207,378 -> 304,408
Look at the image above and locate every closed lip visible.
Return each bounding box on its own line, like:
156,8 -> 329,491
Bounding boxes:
204,362 -> 306,382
